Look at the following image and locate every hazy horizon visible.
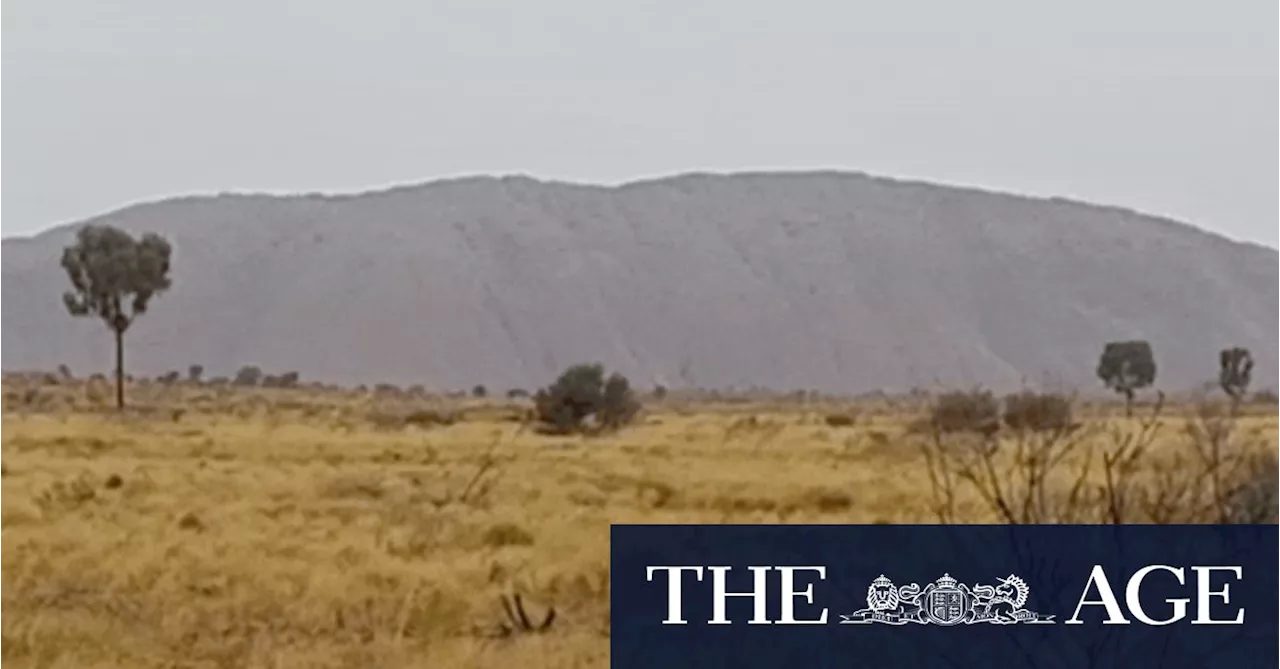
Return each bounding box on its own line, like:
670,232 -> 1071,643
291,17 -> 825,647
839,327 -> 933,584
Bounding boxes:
4,0 -> 1277,245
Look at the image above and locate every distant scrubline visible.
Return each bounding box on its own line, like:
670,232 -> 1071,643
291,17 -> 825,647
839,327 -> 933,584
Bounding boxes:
60,224 -> 173,410
1218,347 -> 1254,402
1096,340 -> 1157,416
533,363 -> 640,435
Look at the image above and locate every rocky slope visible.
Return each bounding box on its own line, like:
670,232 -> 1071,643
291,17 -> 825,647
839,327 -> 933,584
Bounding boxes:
3,171 -> 1275,393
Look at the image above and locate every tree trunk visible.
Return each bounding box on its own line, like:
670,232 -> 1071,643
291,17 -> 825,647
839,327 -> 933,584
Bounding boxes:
1123,389 -> 1133,418
114,327 -> 125,410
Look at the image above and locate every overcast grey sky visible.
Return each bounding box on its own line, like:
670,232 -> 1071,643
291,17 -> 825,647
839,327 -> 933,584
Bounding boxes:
3,0 -> 1276,245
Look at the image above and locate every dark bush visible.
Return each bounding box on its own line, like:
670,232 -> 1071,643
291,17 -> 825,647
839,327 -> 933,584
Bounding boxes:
1002,391 -> 1074,432
533,363 -> 640,435
472,384 -> 488,398
187,364 -> 204,383
233,365 -> 263,387
507,388 -> 529,399
652,385 -> 669,401
824,413 -> 856,428
930,389 -> 1000,435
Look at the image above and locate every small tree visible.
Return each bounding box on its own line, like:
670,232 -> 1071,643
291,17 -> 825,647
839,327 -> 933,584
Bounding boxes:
533,363 -> 639,435
187,364 -> 204,384
1096,340 -> 1156,417
60,224 -> 173,409
1218,347 -> 1253,406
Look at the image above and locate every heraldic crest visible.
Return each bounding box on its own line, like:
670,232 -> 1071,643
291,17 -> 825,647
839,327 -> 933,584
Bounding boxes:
839,573 -> 1055,626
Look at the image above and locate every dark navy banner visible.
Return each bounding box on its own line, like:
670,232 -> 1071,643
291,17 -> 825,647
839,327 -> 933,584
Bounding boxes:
611,525 -> 1278,669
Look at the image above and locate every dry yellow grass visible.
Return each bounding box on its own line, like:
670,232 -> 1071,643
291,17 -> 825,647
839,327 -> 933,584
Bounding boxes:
2,378 -> 1276,668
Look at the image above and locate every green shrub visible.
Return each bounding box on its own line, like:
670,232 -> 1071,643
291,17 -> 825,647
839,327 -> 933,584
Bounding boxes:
533,363 -> 640,435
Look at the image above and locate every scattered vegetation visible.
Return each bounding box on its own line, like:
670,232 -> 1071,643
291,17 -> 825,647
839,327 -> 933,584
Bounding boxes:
0,371 -> 1276,667
11,263 -> 1280,669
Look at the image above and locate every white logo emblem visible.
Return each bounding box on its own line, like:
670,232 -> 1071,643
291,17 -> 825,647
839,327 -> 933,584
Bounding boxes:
840,573 -> 1055,626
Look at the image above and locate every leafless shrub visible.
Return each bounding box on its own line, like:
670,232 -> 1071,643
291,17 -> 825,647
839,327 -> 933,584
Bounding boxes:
426,432 -> 510,509
491,594 -> 556,637
1221,453 -> 1279,524
921,388 -> 1277,526
919,390 -> 1096,524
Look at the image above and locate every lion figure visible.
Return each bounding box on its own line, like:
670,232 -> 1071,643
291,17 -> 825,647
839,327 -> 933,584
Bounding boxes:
866,575 -> 900,612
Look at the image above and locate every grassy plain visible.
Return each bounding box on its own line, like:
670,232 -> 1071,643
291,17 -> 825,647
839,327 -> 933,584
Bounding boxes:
2,377 -> 1276,668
